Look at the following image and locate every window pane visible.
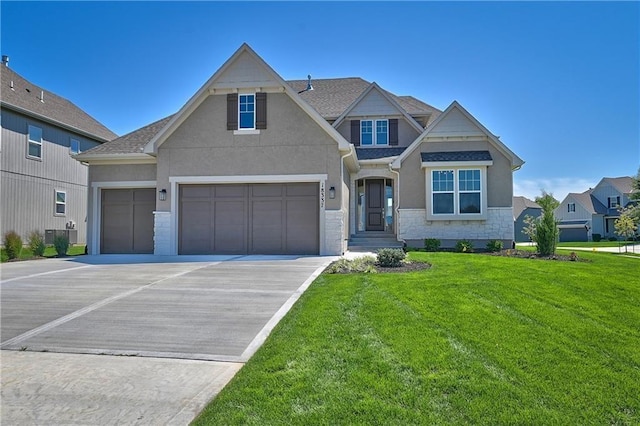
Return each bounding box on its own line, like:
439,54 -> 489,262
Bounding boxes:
56,204 -> 66,214
240,112 -> 254,128
459,170 -> 480,191
376,120 -> 388,145
460,193 -> 481,214
28,142 -> 41,158
56,192 -> 66,203
432,170 -> 454,191
70,139 -> 80,154
28,125 -> 42,142
433,193 -> 454,214
361,120 -> 373,145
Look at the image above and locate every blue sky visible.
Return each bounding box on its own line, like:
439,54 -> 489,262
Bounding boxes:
2,1 -> 638,201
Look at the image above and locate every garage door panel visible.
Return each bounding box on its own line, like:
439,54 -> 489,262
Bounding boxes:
286,198 -> 318,254
286,183 -> 317,196
252,184 -> 283,197
251,200 -> 283,253
214,200 -> 246,253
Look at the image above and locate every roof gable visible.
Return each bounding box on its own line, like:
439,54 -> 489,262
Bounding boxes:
392,101 -> 524,170
596,176 -> 634,194
332,83 -> 424,133
144,43 -> 350,154
513,196 -> 541,219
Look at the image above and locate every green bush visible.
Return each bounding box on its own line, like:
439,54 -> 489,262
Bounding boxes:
455,239 -> 474,253
592,234 -> 602,242
3,231 -> 23,260
325,256 -> 377,274
486,239 -> 503,253
376,248 -> 406,267
608,237 -> 618,242
53,235 -> 69,257
424,238 -> 441,252
28,231 -> 46,257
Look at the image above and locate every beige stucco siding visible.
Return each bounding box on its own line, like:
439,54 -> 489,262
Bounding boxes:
398,139 -> 513,209
89,164 -> 157,183
157,93 -> 344,210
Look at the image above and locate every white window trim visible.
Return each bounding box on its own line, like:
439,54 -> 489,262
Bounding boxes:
70,138 -> 80,154
360,119 -> 389,146
27,124 -> 43,160
568,203 -> 576,213
55,190 -> 66,216
424,166 -> 488,221
238,93 -> 256,130
608,196 -> 620,208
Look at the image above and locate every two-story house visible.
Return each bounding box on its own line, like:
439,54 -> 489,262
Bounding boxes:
555,176 -> 635,241
1,58 -> 117,245
513,196 -> 542,242
75,44 -> 524,255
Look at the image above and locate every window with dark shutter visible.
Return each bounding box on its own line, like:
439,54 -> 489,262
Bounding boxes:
389,119 -> 399,146
256,92 -> 267,129
227,93 -> 238,130
351,120 -> 360,146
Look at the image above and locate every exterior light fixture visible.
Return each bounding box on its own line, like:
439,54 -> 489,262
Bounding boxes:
159,189 -> 167,201
329,186 -> 336,199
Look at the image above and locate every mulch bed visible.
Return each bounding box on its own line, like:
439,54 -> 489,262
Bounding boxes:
484,249 -> 589,262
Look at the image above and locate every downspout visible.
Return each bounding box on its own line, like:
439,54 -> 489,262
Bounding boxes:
389,163 -> 401,244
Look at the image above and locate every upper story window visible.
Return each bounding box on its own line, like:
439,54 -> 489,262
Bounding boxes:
430,168 -> 484,217
70,138 -> 80,154
568,203 -> 576,213
608,196 -> 620,208
239,94 -> 255,129
27,125 -> 42,159
361,119 -> 388,146
227,92 -> 267,132
55,190 -> 66,215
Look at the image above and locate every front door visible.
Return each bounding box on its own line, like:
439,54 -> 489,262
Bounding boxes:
366,179 -> 385,231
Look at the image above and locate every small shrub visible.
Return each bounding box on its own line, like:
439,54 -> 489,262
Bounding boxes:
424,238 -> 441,252
486,239 -> 503,253
608,237 -> 618,242
592,234 -> 602,242
455,239 -> 474,253
326,256 -> 377,274
53,235 -> 69,257
569,252 -> 578,262
3,231 -> 23,260
376,248 -> 406,267
28,231 -> 46,257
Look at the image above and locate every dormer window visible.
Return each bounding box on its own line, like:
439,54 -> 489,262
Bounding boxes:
568,203 -> 575,213
608,196 -> 620,208
361,119 -> 388,146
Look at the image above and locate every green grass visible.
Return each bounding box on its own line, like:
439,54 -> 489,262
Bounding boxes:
193,252 -> 639,425
1,245 -> 86,262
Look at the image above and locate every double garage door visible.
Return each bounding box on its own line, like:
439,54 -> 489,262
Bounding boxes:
179,183 -> 319,255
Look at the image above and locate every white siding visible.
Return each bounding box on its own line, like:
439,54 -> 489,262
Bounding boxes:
428,108 -> 484,137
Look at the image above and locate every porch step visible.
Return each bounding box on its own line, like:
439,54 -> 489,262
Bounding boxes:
348,234 -> 404,252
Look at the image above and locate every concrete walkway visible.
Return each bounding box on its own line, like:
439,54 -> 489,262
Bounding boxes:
1,254 -> 333,425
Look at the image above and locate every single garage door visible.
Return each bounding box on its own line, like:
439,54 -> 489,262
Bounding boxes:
179,183 -> 319,255
101,188 -> 155,254
559,226 -> 588,242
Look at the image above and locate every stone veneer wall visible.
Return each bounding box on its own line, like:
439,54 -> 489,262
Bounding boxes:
398,207 -> 514,245
153,211 -> 173,255
324,210 -> 346,255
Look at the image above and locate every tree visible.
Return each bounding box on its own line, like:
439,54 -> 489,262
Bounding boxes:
522,191 -> 560,256
626,168 -> 640,226
615,209 -> 637,243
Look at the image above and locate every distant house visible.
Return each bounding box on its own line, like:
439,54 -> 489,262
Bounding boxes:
75,44 -> 524,256
0,58 -> 116,244
554,176 -> 635,242
513,196 -> 541,242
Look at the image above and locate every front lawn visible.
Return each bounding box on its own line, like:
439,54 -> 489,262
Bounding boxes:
557,241 -> 637,248
0,245 -> 86,262
194,252 -> 639,425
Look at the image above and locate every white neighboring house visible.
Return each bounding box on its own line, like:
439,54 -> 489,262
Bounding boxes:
0,58 -> 116,245
555,176 -> 635,242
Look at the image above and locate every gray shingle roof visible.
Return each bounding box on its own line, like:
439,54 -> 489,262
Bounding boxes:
81,115 -> 174,155
513,196 -> 541,219
601,176 -> 634,194
421,151 -> 493,163
571,190 -> 607,215
356,147 -> 407,160
0,66 -> 117,141
287,78 -> 441,121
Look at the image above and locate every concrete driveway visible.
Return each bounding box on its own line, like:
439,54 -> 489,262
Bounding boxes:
1,254 -> 332,425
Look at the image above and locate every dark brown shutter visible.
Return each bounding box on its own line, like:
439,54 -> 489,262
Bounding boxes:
256,92 -> 267,129
227,93 -> 238,130
389,119 -> 399,145
350,120 -> 360,146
